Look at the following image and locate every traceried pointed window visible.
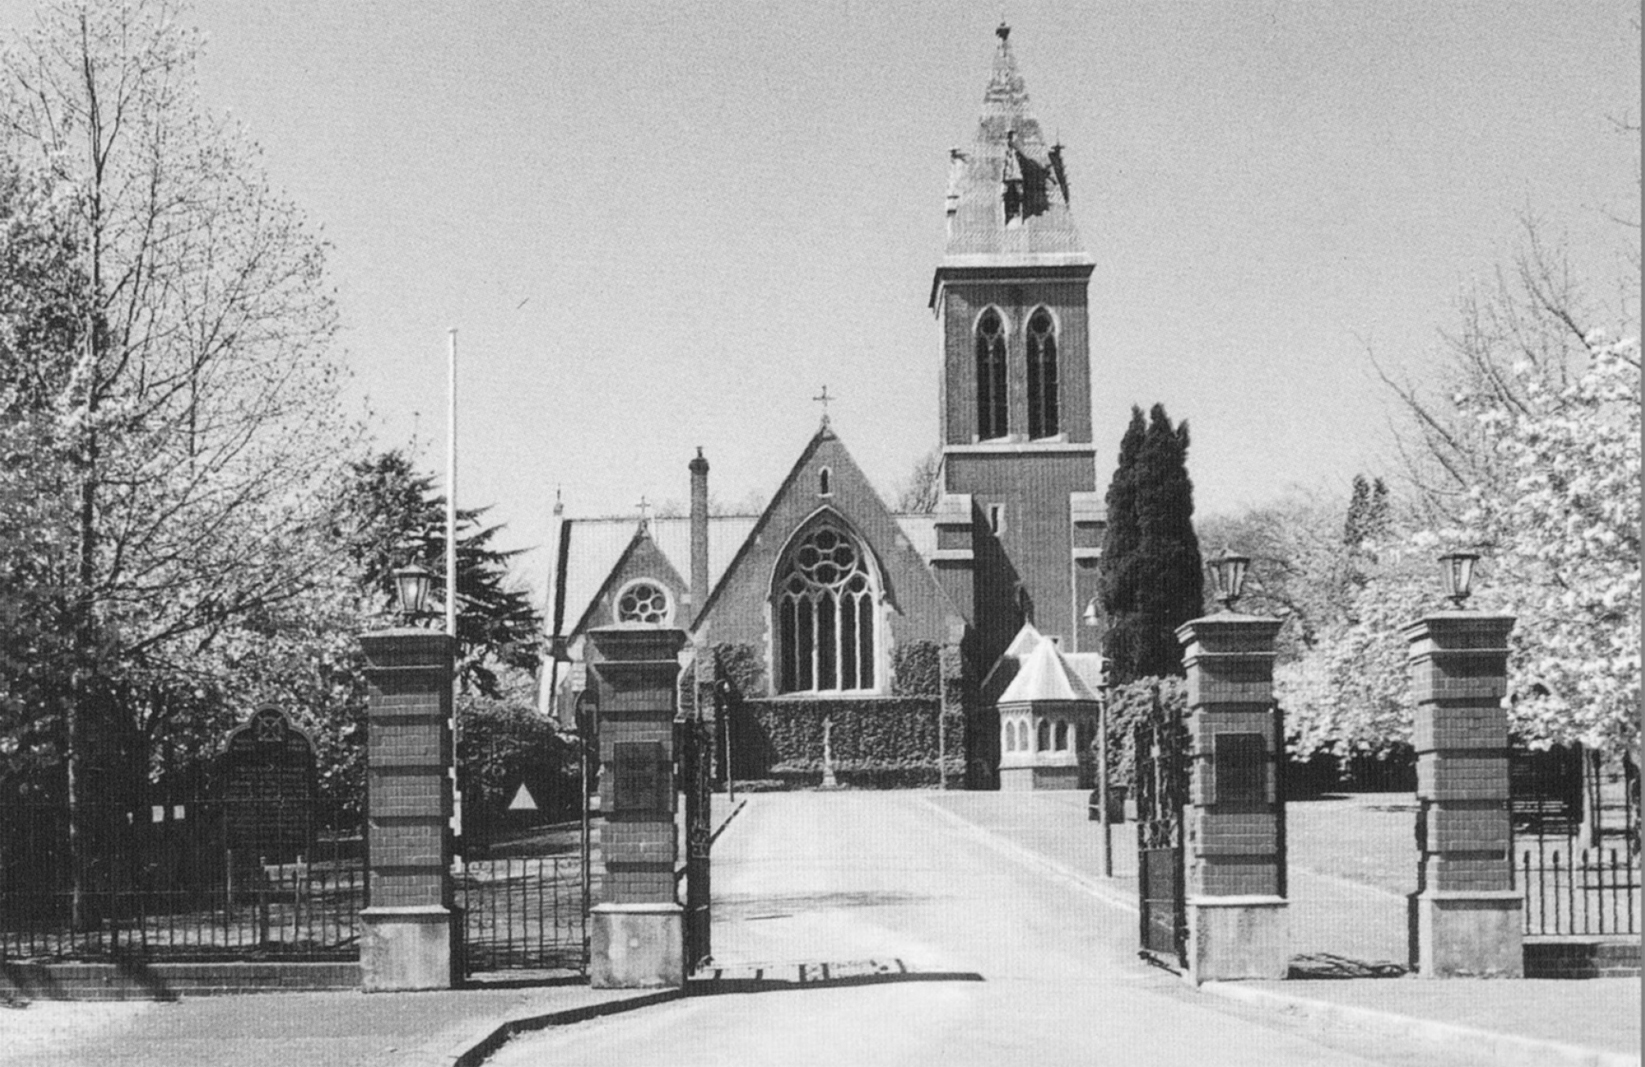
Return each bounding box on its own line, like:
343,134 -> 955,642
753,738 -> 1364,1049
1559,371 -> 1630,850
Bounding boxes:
775,520 -> 878,694
1026,308 -> 1059,439
976,309 -> 1008,440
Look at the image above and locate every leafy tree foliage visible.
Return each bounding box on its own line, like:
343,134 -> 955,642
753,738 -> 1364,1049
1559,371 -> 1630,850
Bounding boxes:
338,449 -> 543,698
0,161 -> 88,790
0,0 -> 358,801
1200,477 -> 1417,759
1262,218 -> 1639,760
894,447 -> 943,514
1455,334 -> 1640,753
1100,404 -> 1204,683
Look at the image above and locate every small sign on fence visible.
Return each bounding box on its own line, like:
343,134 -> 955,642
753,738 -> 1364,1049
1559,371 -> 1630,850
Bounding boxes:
508,783 -> 538,811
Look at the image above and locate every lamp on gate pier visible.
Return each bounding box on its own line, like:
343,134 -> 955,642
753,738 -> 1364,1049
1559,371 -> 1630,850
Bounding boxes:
1438,550 -> 1480,609
392,563 -> 435,624
1206,547 -> 1251,613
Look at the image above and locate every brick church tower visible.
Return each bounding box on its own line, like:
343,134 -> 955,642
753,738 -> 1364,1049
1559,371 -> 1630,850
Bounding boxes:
931,24 -> 1103,670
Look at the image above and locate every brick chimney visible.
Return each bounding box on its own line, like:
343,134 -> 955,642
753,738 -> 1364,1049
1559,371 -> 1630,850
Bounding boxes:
689,447 -> 709,626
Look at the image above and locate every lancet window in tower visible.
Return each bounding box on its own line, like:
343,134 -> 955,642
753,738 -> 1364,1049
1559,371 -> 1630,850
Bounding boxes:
1026,308 -> 1059,439
976,309 -> 1008,440
775,522 -> 878,694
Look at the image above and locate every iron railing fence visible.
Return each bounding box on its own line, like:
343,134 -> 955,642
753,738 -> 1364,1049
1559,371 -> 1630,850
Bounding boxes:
1,798 -> 363,962
1520,834 -> 1641,937
458,855 -> 593,975
1511,743 -> 1642,937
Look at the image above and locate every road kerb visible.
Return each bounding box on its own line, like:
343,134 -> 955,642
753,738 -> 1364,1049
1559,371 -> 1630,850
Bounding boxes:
442,989 -> 685,1067
1200,981 -> 1642,1067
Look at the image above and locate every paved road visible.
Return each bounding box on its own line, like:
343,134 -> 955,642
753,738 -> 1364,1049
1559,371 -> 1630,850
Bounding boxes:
488,792 -> 1505,1067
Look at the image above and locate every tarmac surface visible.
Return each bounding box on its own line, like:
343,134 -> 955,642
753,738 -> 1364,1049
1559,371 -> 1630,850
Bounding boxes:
5,791 -> 1639,1067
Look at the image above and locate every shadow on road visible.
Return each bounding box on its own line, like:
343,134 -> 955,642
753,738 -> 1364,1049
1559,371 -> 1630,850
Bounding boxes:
715,889 -> 944,918
686,957 -> 984,996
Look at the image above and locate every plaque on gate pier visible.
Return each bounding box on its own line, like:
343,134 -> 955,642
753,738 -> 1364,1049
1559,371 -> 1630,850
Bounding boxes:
1211,732 -> 1268,805
611,741 -> 670,816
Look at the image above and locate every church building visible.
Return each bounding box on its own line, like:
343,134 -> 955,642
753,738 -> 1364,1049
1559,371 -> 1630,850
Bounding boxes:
546,26 -> 1107,790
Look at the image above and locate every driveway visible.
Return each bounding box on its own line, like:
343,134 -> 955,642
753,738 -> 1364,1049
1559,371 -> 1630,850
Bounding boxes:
486,791 -> 1506,1067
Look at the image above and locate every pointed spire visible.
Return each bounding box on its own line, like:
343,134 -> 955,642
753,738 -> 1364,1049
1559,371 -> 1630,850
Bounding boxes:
985,22 -> 1031,118
940,25 -> 1089,264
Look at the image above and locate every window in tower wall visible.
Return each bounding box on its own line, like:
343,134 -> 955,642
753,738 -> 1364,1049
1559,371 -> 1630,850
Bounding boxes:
1027,308 -> 1059,438
975,309 -> 1008,440
775,522 -> 878,693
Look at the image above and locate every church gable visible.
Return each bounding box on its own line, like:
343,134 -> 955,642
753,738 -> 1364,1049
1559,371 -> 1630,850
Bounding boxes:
697,423 -> 964,695
571,525 -> 688,636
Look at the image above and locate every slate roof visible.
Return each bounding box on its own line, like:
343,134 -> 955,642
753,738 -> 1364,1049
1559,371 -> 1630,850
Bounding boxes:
553,510 -> 941,643
551,515 -> 757,640
979,621 -> 1042,705
998,633 -> 1100,704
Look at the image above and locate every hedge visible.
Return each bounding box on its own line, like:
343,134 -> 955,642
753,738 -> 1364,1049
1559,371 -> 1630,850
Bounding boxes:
732,696 -> 964,788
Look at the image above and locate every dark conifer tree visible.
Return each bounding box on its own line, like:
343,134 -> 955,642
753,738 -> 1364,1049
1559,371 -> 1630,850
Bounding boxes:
338,450 -> 542,697
1343,474 -> 1390,550
1100,404 -> 1204,683
1098,407 -> 1147,672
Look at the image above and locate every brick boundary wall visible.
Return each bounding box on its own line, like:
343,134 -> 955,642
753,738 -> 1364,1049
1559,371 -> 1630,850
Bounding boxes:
1,961 -> 360,1000
1522,939 -> 1642,979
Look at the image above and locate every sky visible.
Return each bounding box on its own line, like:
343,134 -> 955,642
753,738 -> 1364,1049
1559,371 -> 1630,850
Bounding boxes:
2,1 -> 1638,602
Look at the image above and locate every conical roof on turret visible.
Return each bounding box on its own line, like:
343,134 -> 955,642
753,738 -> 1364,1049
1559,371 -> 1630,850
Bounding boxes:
942,24 -> 1089,267
998,634 -> 1100,704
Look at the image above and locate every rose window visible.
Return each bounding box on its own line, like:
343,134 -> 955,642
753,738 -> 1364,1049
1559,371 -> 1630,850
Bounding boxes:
616,581 -> 671,626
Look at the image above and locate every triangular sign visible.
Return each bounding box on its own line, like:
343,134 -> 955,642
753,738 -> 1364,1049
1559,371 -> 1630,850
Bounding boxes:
507,783 -> 538,811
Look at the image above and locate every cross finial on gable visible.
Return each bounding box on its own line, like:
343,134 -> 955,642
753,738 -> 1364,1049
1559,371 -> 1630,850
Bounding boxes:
635,494 -> 651,528
813,384 -> 834,427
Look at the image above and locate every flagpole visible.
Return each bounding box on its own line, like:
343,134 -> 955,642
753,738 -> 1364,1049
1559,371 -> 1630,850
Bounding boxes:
447,328 -> 462,851
446,328 -> 458,640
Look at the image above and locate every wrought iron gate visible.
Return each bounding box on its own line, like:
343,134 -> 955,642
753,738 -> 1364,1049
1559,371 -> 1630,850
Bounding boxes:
681,712 -> 713,972
459,850 -> 588,976
1135,700 -> 1188,970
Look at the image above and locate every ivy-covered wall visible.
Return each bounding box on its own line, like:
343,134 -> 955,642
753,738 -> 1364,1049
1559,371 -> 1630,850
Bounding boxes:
732,696 -> 966,789
713,640 -> 970,789
891,640 -> 942,696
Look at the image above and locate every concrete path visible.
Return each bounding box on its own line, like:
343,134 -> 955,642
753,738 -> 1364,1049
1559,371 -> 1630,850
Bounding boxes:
486,792 -> 1519,1067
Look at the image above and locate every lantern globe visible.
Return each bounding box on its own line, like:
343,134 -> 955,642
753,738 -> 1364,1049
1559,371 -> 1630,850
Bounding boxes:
1439,550 -> 1480,607
392,563 -> 435,621
1207,548 -> 1251,612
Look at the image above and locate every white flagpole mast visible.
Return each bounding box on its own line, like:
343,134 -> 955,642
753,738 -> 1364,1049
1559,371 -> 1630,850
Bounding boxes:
447,327 -> 462,850
446,327 -> 459,639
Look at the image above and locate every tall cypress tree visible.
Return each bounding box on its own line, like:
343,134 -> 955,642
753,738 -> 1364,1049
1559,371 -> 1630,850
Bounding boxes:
1100,404 -> 1204,683
1098,407 -> 1147,671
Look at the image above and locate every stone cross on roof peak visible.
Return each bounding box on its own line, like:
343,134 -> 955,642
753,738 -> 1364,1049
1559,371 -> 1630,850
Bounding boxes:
813,384 -> 834,428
